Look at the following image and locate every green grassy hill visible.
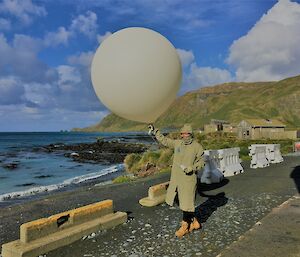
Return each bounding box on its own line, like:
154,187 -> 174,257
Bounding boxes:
73,75 -> 300,132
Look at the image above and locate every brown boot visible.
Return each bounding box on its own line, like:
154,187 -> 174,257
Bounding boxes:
175,221 -> 189,238
189,218 -> 201,232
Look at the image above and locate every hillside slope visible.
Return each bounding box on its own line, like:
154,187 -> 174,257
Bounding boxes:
73,75 -> 300,132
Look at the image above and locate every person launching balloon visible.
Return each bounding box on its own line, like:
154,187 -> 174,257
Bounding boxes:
148,124 -> 204,238
90,27 -> 200,237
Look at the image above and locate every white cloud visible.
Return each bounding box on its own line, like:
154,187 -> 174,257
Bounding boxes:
176,48 -> 233,93
97,31 -> 112,44
57,65 -> 82,85
68,51 -> 94,67
78,0 -> 212,32
0,17 -> 11,30
44,27 -> 71,47
0,103 -> 109,131
56,68 -> 101,112
70,11 -> 98,38
0,33 -> 56,83
0,33 -> 102,113
13,33 -> 42,52
23,82 -> 57,109
0,8 -> 103,131
44,11 -> 98,47
227,0 -> 300,82
0,76 -> 24,105
184,63 -> 233,92
176,48 -> 195,68
0,0 -> 46,25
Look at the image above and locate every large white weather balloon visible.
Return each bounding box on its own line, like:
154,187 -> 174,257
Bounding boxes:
91,27 -> 182,123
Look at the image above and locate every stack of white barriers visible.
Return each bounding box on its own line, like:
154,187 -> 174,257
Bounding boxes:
248,144 -> 283,169
200,147 -> 244,184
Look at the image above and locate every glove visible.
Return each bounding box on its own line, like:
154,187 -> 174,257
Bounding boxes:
148,124 -> 155,135
184,166 -> 194,176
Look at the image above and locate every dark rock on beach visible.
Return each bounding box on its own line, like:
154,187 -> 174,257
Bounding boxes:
42,141 -> 149,164
2,162 -> 19,170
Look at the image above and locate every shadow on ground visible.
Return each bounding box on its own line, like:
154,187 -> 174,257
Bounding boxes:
195,178 -> 229,223
197,178 -> 230,193
290,165 -> 300,193
195,192 -> 228,223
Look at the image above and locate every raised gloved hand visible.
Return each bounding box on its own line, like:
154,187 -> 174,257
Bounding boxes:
148,124 -> 155,135
184,166 -> 194,176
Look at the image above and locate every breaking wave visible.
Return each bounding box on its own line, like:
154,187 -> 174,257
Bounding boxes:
0,164 -> 124,202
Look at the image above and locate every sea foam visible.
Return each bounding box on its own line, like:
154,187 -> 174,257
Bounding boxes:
0,164 -> 124,202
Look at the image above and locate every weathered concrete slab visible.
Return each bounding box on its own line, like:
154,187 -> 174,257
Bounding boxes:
139,181 -> 169,207
1,200 -> 127,257
20,200 -> 113,243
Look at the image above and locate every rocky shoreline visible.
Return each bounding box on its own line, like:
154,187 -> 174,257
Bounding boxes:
41,140 -> 149,164
1,140 -> 149,171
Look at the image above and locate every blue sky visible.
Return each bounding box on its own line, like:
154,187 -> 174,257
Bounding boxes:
0,0 -> 300,131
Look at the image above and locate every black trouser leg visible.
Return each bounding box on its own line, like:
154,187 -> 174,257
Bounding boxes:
182,211 -> 195,229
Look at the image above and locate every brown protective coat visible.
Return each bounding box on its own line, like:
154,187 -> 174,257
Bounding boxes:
155,130 -> 204,212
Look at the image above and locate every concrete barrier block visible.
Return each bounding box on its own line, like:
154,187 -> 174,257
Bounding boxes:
139,181 -> 169,207
139,194 -> 167,207
19,200 -> 113,244
100,211 -> 127,230
72,200 -> 113,224
148,181 -> 169,199
20,210 -> 73,244
1,200 -> 126,257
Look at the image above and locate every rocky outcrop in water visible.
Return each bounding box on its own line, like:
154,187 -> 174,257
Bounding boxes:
42,141 -> 149,164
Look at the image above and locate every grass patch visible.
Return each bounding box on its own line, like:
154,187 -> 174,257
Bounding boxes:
124,148 -> 173,174
159,167 -> 171,173
112,175 -> 135,184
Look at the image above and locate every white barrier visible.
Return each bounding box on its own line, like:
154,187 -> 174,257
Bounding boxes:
249,144 -> 283,167
265,144 -> 283,163
200,147 -> 243,182
249,145 -> 269,168
200,150 -> 224,184
217,147 -> 244,176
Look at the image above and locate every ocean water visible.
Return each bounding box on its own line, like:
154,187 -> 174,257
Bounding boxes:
0,132 -> 149,205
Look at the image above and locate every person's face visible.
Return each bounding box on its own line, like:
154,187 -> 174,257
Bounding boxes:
181,132 -> 191,139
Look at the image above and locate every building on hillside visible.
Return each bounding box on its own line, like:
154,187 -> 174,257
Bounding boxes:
237,119 -> 297,139
204,119 -> 236,133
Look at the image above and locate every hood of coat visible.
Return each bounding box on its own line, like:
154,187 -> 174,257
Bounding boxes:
180,124 -> 193,134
